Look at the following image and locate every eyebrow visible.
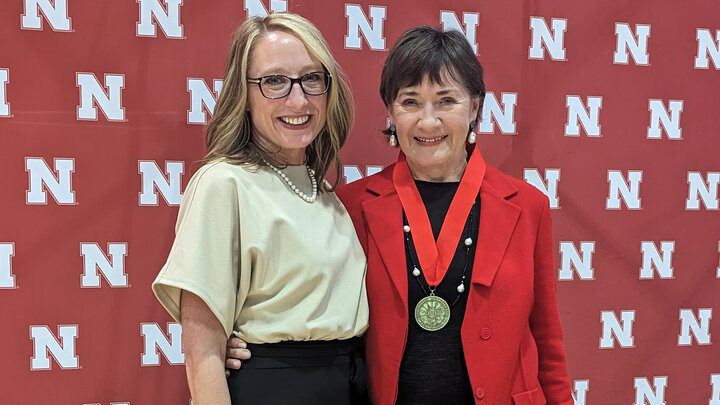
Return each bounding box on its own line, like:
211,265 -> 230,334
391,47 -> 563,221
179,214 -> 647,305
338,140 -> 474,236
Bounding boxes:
397,88 -> 461,97
255,65 -> 324,77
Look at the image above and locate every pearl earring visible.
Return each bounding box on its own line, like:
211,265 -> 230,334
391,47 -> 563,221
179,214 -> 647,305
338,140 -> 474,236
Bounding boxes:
467,120 -> 477,144
388,123 -> 398,147
389,134 -> 398,147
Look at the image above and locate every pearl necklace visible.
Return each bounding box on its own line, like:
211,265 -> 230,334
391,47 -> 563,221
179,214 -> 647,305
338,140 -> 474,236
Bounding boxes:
262,158 -> 318,203
403,199 -> 478,306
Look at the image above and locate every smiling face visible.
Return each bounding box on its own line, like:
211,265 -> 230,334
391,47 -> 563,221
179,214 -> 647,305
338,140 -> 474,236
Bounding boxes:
247,30 -> 327,164
389,73 -> 480,182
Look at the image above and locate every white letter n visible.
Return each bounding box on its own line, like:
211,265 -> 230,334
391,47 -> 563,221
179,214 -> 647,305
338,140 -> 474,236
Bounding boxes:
141,323 -> 184,365
614,23 -> 651,65
0,243 -> 15,289
136,0 -> 183,39
187,78 -> 223,125
30,325 -> 79,370
558,241 -> 595,281
633,377 -> 667,405
80,243 -> 129,288
565,96 -> 602,137
686,172 -> 720,210
138,161 -> 184,206
528,17 -> 567,60
345,5 -> 386,50
243,0 -> 287,18
76,73 -> 126,122
606,170 -> 642,210
695,29 -> 720,69
440,11 -> 479,54
600,310 -> 635,348
639,241 -> 675,279
710,374 -> 720,405
0,68 -> 9,117
678,308 -> 712,346
21,0 -> 71,31
25,157 -> 76,205
647,99 -> 683,140
524,168 -> 560,209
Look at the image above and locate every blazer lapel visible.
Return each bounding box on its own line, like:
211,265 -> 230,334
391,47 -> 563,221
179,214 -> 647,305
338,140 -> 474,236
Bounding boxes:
471,171 -> 521,287
359,164 -> 521,297
361,171 -> 408,306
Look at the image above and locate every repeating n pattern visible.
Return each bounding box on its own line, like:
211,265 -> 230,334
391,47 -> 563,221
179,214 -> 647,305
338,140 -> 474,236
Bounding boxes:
1,1 -> 718,404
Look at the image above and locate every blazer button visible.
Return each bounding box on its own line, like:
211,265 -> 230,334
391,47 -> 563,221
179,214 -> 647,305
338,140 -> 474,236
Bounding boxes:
475,387 -> 485,399
480,327 -> 492,340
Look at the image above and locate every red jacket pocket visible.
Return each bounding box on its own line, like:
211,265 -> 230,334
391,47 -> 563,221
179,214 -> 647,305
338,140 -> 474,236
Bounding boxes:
512,387 -> 547,405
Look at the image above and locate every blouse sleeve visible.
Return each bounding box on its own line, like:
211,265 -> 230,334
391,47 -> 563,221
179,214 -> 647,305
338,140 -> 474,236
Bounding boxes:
152,163 -> 241,338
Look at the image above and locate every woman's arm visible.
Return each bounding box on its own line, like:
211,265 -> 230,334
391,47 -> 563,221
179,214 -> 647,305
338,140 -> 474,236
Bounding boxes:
181,290 -> 232,405
530,200 -> 573,404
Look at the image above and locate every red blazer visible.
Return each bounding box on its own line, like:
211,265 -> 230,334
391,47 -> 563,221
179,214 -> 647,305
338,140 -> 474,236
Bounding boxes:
338,162 -> 573,405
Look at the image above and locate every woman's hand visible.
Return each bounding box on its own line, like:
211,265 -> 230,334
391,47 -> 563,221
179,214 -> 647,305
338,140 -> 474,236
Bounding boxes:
225,336 -> 252,377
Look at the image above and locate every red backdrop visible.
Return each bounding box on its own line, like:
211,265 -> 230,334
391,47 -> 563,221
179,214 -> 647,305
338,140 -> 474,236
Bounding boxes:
1,1 -> 719,404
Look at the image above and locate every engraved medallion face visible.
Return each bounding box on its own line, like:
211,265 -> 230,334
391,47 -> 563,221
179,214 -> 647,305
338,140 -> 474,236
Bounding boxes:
414,295 -> 451,331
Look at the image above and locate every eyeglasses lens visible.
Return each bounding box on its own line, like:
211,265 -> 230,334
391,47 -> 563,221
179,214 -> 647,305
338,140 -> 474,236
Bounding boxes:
260,72 -> 328,98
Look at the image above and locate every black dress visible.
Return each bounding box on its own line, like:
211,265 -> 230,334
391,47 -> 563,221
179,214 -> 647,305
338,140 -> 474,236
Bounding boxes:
396,180 -> 480,405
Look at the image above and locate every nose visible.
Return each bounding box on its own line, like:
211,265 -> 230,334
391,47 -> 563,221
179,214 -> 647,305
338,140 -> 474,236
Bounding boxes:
417,103 -> 441,130
285,83 -> 308,109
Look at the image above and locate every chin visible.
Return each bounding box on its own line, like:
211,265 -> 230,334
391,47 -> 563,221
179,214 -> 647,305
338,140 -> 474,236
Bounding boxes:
280,135 -> 316,149
414,151 -> 452,164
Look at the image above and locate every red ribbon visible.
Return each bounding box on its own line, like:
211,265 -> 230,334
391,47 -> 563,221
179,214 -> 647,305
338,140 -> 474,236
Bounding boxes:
392,145 -> 486,286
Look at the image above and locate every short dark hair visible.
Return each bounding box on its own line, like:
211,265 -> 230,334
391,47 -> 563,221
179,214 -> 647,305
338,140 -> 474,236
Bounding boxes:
379,26 -> 485,112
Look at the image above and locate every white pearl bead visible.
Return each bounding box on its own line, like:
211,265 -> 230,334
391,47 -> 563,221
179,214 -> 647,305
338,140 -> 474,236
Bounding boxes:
412,267 -> 421,277
262,158 -> 318,203
457,283 -> 465,293
403,225 -> 411,233
464,238 -> 473,246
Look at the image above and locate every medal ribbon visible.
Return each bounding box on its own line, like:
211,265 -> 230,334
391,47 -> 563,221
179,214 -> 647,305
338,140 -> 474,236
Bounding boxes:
393,144 -> 486,286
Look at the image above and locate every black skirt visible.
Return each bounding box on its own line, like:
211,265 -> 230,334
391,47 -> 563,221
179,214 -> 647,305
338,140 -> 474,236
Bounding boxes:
227,337 -> 370,405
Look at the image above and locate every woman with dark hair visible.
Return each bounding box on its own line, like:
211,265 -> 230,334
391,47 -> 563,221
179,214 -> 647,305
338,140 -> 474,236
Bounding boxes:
229,25 -> 573,405
341,25 -> 572,404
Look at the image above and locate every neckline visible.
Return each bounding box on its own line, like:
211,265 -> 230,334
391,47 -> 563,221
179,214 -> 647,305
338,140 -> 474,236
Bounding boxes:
261,159 -> 318,203
414,179 -> 461,186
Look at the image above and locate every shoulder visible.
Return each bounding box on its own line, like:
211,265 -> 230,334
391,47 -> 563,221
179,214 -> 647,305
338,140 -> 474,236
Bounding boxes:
337,163 -> 395,207
182,161 -> 261,207
192,160 -> 254,181
336,174 -> 372,201
188,161 -> 259,190
484,164 -> 550,211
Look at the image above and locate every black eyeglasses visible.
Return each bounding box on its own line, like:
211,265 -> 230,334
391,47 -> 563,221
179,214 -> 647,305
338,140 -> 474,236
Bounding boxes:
247,71 -> 331,99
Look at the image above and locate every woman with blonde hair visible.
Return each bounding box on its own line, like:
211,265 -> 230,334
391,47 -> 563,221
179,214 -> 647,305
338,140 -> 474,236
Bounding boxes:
152,13 -> 369,405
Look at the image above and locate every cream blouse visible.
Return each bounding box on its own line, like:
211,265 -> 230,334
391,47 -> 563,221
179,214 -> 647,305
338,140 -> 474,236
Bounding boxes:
152,161 -> 369,343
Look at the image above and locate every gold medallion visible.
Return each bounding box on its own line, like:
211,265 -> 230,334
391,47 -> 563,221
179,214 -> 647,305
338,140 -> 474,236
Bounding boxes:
414,295 -> 450,331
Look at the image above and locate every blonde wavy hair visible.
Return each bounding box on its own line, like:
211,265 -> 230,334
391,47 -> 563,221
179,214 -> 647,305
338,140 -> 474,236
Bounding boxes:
203,13 -> 354,191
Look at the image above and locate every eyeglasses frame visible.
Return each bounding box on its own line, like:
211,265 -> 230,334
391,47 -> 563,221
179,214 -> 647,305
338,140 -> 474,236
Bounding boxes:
247,71 -> 332,99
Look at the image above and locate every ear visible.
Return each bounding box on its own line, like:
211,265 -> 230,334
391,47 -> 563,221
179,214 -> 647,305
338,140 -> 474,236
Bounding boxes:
470,96 -> 481,121
386,106 -> 395,123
